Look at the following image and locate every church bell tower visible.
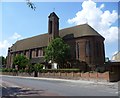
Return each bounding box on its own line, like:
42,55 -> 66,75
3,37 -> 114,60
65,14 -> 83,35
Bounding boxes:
48,12 -> 59,43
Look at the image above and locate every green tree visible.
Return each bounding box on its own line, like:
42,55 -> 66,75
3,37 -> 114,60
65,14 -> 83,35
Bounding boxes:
34,63 -> 43,72
26,0 -> 36,11
45,37 -> 70,68
27,64 -> 34,73
34,63 -> 43,77
0,56 -> 6,66
13,54 -> 29,70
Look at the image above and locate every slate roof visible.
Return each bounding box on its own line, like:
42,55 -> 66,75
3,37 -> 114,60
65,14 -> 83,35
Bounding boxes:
59,24 -> 103,38
11,34 -> 48,52
11,24 -> 104,52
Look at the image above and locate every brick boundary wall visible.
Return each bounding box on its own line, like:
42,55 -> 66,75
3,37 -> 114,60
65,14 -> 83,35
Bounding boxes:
2,71 -> 118,82
1,71 -> 119,82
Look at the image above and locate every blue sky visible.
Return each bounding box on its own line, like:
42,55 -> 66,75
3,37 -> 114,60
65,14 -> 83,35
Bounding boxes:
0,1 -> 119,59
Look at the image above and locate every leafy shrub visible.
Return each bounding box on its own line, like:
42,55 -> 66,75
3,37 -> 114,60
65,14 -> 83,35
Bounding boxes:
27,64 -> 34,73
0,68 -> 2,72
19,69 -> 25,73
7,68 -> 13,72
95,67 -> 106,73
12,69 -> 17,72
2,68 -> 8,72
34,63 -> 43,72
13,54 -> 29,70
1,68 -> 11,72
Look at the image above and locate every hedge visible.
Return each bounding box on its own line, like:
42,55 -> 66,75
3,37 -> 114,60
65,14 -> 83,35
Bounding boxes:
1,68 -> 17,72
1,68 -> 84,73
40,69 -> 81,73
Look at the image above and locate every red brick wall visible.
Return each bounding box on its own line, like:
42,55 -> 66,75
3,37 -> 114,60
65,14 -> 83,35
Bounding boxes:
2,71 -> 120,82
65,36 -> 105,66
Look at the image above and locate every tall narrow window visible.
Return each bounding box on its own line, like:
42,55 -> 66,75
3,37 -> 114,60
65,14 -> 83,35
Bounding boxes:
96,42 -> 99,57
86,41 -> 90,57
29,50 -> 32,59
77,43 -> 80,59
26,51 -> 29,58
23,51 -> 25,55
31,50 -> 35,58
43,50 -> 45,56
49,20 -> 52,34
36,49 -> 38,57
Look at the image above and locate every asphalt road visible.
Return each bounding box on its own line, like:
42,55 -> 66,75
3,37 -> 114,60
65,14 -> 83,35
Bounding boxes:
1,75 -> 119,96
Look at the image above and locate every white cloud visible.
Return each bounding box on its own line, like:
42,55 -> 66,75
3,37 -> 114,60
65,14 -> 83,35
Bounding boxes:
0,40 -> 10,49
10,32 -> 21,40
0,40 -> 10,56
105,27 -> 118,42
100,4 -> 105,9
68,0 -> 118,43
0,32 -> 22,57
101,10 -> 117,26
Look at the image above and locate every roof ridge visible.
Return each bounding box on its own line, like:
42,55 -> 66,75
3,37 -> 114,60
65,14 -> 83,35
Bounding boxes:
86,24 -> 103,37
60,23 -> 88,31
17,24 -> 88,42
17,33 -> 48,42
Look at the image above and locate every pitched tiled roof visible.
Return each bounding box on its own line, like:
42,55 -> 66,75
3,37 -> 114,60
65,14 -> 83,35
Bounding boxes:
11,24 -> 104,52
11,34 -> 48,52
59,24 -> 103,38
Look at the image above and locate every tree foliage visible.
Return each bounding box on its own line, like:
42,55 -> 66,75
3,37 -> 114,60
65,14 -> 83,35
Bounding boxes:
27,64 -> 34,73
13,54 -> 29,70
45,37 -> 70,67
26,0 -> 36,11
0,56 -> 6,66
34,63 -> 43,72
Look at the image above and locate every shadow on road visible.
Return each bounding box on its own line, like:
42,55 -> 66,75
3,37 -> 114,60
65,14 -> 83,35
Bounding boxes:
2,86 -> 45,97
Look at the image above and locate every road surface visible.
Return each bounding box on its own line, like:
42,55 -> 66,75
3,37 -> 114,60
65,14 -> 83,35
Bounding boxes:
0,75 -> 119,97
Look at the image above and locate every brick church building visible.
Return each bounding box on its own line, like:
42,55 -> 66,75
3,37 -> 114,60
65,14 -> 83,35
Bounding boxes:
6,12 -> 105,68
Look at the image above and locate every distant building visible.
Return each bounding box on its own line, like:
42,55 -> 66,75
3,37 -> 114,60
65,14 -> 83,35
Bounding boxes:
6,12 -> 105,68
112,51 -> 120,62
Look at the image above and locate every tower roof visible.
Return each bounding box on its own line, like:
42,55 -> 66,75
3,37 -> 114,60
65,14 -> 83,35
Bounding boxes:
48,12 -> 59,19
